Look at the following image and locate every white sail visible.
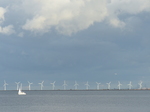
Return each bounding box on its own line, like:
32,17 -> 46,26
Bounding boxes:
18,84 -> 26,95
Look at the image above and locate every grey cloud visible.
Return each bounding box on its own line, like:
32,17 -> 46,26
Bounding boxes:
0,7 -> 6,22
0,0 -> 150,87
22,0 -> 108,35
1,0 -> 150,36
20,0 -> 150,35
0,25 -> 15,35
0,7 -> 15,35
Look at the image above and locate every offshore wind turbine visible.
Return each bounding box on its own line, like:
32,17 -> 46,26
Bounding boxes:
15,82 -> 20,90
106,82 -> 111,90
85,81 -> 90,90
38,81 -> 44,90
96,82 -> 101,90
118,81 -> 122,90
62,80 -> 67,90
3,80 -> 8,90
127,81 -> 133,90
28,81 -> 33,90
74,81 -> 79,90
50,81 -> 56,90
138,81 -> 143,89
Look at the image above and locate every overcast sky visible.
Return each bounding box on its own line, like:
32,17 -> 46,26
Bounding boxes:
0,0 -> 150,90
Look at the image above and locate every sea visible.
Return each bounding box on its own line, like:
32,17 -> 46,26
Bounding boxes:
0,90 -> 150,112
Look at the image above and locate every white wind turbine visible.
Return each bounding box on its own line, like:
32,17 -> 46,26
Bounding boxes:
3,80 -> 8,90
118,81 -> 122,90
127,81 -> 133,90
15,82 -> 20,90
50,81 -> 56,90
96,82 -> 101,90
106,82 -> 111,90
74,81 -> 79,90
138,81 -> 143,89
62,80 -> 67,90
85,81 -> 90,90
28,81 -> 33,90
38,81 -> 44,90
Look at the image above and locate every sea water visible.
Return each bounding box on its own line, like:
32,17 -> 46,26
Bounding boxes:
0,90 -> 150,112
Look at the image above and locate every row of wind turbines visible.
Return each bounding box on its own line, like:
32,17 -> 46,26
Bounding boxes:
2,80 -> 144,90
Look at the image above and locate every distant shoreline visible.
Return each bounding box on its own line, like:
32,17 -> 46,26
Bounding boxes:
0,89 -> 150,91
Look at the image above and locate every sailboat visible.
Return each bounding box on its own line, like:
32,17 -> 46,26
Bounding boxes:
18,83 -> 26,95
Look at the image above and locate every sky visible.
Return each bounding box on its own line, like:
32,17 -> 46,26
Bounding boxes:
0,0 -> 150,90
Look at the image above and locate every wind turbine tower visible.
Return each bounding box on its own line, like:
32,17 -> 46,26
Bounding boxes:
74,81 -> 79,90
127,81 -> 133,90
50,81 -> 56,90
28,81 -> 33,90
62,80 -> 67,90
138,81 -> 143,89
85,81 -> 90,90
3,80 -> 8,90
15,82 -> 20,90
118,81 -> 122,90
38,81 -> 44,90
96,82 -> 101,90
106,82 -> 111,90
